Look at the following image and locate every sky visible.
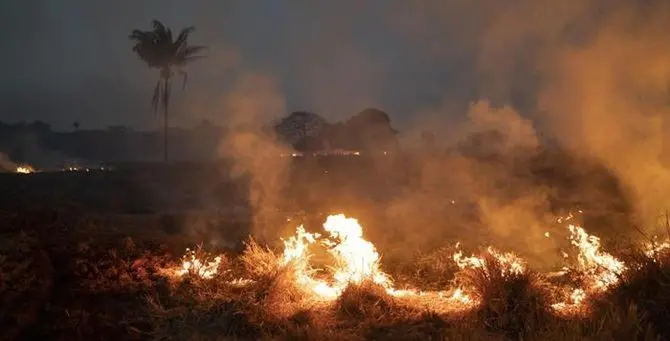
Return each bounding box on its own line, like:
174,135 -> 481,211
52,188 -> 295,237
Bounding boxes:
0,0 -> 668,136
3,0 -> 670,226
0,0 -> 489,131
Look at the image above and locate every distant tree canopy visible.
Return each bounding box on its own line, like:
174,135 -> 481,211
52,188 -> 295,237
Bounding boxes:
274,108 -> 400,153
274,111 -> 327,146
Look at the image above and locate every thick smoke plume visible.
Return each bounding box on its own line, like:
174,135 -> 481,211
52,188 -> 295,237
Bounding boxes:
531,2 -> 670,232
384,0 -> 670,257
180,0 -> 670,263
470,0 -> 670,233
384,100 -> 567,268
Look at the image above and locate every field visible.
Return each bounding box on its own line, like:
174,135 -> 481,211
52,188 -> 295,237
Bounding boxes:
1,155 -> 670,340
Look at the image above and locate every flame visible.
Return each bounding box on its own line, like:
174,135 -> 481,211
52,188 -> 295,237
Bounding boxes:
453,246 -> 525,277
568,224 -> 626,291
177,248 -> 223,279
551,224 -> 626,314
277,214 -> 391,300
321,214 -> 390,287
644,238 -> 670,259
273,214 -> 476,312
166,212 -> 644,317
551,288 -> 586,313
16,165 -> 34,174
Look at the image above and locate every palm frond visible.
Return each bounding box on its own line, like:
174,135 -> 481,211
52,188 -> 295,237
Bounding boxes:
152,19 -> 167,35
166,28 -> 173,46
174,26 -> 195,48
129,29 -> 149,41
175,46 -> 207,65
183,45 -> 207,56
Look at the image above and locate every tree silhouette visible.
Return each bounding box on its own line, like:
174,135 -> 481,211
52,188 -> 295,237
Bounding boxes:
346,108 -> 399,152
129,19 -> 206,162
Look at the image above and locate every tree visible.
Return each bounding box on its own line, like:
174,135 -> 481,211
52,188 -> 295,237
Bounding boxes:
129,19 -> 206,162
274,111 -> 327,145
346,108 -> 399,152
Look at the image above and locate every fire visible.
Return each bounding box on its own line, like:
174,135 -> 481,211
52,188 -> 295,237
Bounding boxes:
277,214 -> 392,300
567,224 -> 626,291
177,247 -> 223,279
321,214 -> 390,287
453,246 -> 525,277
644,239 -> 670,259
272,214 -> 476,311
168,212 -> 644,317
16,165 -> 34,174
551,224 -> 626,313
551,288 -> 587,313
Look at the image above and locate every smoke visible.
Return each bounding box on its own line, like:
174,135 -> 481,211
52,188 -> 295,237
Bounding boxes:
0,152 -> 17,172
375,0 -> 670,261
216,72 -> 292,243
149,0 -> 670,267
382,99 -> 570,268
465,0 -> 670,232
531,2 -> 670,232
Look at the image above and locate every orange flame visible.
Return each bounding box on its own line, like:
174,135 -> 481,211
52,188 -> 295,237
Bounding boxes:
177,248 -> 223,279
644,238 -> 670,259
168,212 -> 640,316
15,165 -> 34,174
568,224 -> 625,291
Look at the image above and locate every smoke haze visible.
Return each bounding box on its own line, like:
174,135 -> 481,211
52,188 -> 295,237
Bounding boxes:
3,1 -> 670,261
195,0 -> 670,264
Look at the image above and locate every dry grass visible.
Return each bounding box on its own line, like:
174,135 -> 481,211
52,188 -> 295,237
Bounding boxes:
2,213 -> 670,341
454,252 -> 555,340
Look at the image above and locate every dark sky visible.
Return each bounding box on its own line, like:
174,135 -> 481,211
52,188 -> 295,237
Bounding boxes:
0,1 -> 498,131
2,0 -> 642,132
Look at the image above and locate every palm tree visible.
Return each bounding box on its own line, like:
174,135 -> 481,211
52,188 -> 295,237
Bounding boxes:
129,19 -> 206,162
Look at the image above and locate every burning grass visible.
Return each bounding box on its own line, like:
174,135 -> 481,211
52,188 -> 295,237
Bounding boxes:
143,213 -> 670,340
3,212 -> 670,340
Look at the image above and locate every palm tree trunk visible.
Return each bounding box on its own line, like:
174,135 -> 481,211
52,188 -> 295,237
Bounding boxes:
163,78 -> 171,163
164,101 -> 168,163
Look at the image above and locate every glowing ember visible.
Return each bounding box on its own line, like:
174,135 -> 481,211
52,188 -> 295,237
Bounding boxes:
644,239 -> 670,259
228,278 -> 254,287
551,288 -> 587,312
557,213 -> 574,223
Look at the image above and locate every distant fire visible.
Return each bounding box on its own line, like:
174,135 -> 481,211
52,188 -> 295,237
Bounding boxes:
15,165 -> 35,174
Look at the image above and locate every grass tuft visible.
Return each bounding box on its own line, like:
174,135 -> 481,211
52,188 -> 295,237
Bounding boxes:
455,251 -> 554,339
